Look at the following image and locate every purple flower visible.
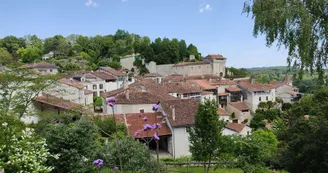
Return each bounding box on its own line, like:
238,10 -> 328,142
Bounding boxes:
152,104 -> 160,111
153,133 -> 160,141
143,124 -> 153,131
92,159 -> 104,168
108,97 -> 117,107
113,166 -> 119,172
143,116 -> 148,121
108,97 -> 117,103
153,123 -> 162,129
134,131 -> 140,137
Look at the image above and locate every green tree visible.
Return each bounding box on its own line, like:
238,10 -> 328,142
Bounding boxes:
98,136 -> 162,172
16,46 -> 42,63
24,34 -> 43,50
189,99 -> 225,173
258,102 -> 268,110
94,117 -> 126,137
179,39 -> 187,59
62,62 -> 82,71
0,49 -> 13,66
243,0 -> 328,81
224,130 -> 278,173
39,116 -> 99,173
0,112 -> 56,173
186,44 -> 200,60
0,36 -> 26,59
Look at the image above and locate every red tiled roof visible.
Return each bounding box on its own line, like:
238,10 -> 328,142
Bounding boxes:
165,82 -> 202,94
34,95 -> 85,113
84,90 -> 93,95
18,62 -> 58,69
101,80 -> 178,103
229,102 -> 249,111
125,113 -> 171,138
211,79 -> 237,85
218,93 -> 228,96
188,80 -> 217,90
226,123 -> 246,133
204,54 -> 226,60
144,73 -> 162,77
201,91 -> 214,95
226,87 -> 241,92
164,74 -> 219,82
161,99 -> 199,127
100,67 -> 125,77
58,78 -> 85,89
90,72 -> 116,80
173,61 -> 208,67
218,108 -> 229,116
238,81 -> 274,92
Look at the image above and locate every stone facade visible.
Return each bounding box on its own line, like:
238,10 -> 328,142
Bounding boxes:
145,54 -> 226,77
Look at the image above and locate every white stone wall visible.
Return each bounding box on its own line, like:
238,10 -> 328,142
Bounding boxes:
201,94 -> 216,103
212,59 -> 226,76
276,85 -> 297,103
239,126 -> 252,136
34,68 -> 58,75
226,104 -> 251,123
172,64 -> 212,76
216,84 -> 237,93
173,127 -> 191,158
222,128 -> 238,136
219,116 -> 230,122
120,56 -> 135,70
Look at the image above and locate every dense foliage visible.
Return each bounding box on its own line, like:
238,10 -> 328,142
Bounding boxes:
0,30 -> 201,71
244,0 -> 328,81
189,99 -> 225,173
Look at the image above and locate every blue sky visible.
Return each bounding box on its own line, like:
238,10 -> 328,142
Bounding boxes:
0,0 -> 288,68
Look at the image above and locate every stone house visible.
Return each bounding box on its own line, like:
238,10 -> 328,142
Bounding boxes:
71,71 -> 120,97
270,76 -> 300,103
222,123 -> 252,136
18,62 -> 58,75
237,79 -> 276,112
164,82 -> 202,100
143,73 -> 163,84
226,102 -> 251,123
43,78 -> 93,107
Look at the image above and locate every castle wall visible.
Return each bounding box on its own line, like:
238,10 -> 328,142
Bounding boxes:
172,64 -> 212,76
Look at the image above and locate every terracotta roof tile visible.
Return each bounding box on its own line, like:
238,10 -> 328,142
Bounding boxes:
125,113 -> 171,138
164,74 -> 219,82
165,82 -> 202,94
204,54 -> 226,60
218,108 -> 229,116
58,78 -> 85,89
100,67 -> 125,77
34,94 -> 86,113
226,123 -> 246,133
229,102 -> 249,111
84,90 -> 93,95
218,93 -> 228,96
101,80 -> 178,104
161,99 -> 199,127
18,62 -> 58,69
238,81 -> 274,92
90,72 -> 116,80
188,80 -> 217,90
144,73 -> 162,77
226,87 -> 241,92
211,80 -> 237,85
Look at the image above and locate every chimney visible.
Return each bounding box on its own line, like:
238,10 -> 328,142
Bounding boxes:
240,95 -> 243,102
125,90 -> 129,100
171,106 -> 175,121
123,82 -> 128,89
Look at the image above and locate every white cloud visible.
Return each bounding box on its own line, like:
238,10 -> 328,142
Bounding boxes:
85,0 -> 97,7
199,4 -> 212,13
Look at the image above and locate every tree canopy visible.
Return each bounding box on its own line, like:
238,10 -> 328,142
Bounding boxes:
244,0 -> 328,81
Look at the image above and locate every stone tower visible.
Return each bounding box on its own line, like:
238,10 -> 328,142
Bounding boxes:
204,54 -> 226,77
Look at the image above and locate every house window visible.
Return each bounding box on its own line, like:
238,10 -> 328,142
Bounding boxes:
140,109 -> 145,113
93,92 -> 97,97
259,97 -> 261,101
93,85 -> 97,90
99,84 -> 103,89
266,96 -> 268,101
50,69 -> 53,72
247,131 -> 250,136
233,119 -> 238,123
